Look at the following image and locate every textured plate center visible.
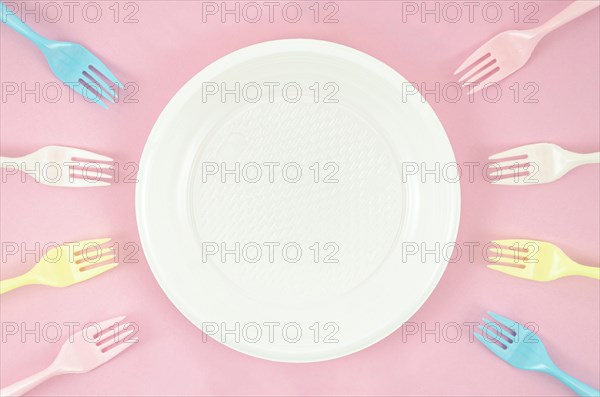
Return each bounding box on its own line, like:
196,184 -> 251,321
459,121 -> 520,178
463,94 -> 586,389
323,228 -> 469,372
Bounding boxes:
191,99 -> 405,304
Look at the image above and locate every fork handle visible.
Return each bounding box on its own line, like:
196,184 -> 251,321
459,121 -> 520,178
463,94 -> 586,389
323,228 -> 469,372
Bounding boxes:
565,152 -> 600,169
0,365 -> 60,397
0,2 -> 51,48
568,263 -> 600,280
0,273 -> 35,294
546,365 -> 600,397
0,156 -> 24,168
532,0 -> 600,39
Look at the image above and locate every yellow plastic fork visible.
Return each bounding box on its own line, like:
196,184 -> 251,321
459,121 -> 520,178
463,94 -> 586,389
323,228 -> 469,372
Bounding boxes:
0,238 -> 118,294
486,239 -> 600,282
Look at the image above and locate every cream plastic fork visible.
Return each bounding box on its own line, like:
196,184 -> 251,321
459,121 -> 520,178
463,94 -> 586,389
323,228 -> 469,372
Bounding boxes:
455,0 -> 600,92
0,146 -> 113,187
0,238 -> 118,294
488,143 -> 600,185
0,316 -> 137,397
487,239 -> 600,281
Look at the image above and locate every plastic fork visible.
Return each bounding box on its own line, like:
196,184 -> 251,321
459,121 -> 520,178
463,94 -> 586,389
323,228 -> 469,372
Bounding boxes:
0,146 -> 114,187
476,311 -> 600,397
488,143 -> 600,185
0,238 -> 118,294
487,239 -> 600,281
0,2 -> 122,108
0,315 -> 137,397
455,1 -> 600,92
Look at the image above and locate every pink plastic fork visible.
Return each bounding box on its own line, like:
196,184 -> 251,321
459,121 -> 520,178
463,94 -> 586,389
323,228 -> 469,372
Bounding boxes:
0,316 -> 137,397
455,0 -> 599,92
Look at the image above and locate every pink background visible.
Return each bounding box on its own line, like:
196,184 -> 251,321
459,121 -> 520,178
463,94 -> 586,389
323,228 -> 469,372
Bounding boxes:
1,1 -> 599,396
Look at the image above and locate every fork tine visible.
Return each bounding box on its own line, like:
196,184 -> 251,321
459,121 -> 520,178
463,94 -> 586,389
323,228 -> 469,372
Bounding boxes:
69,82 -> 108,109
488,159 -> 529,169
458,58 -> 497,83
97,323 -> 136,346
81,75 -> 115,104
488,163 -> 530,179
70,162 -> 114,174
488,169 -> 533,184
85,69 -> 117,101
489,245 -> 524,257
488,170 -> 530,180
71,167 -> 113,182
473,67 -> 517,93
454,49 -> 491,75
89,62 -> 123,88
482,319 -> 514,342
488,172 -> 530,181
475,332 -> 507,358
101,337 -> 137,361
86,316 -> 127,340
488,146 -> 530,161
489,255 -> 529,265
487,312 -> 518,331
79,262 -> 118,279
80,255 -> 116,269
462,64 -> 500,87
488,265 -> 530,279
79,246 -> 114,257
67,147 -> 114,163
477,325 -> 501,343
487,246 -> 528,262
71,166 -> 112,180
469,69 -> 505,93
71,238 -> 112,252
76,247 -> 114,262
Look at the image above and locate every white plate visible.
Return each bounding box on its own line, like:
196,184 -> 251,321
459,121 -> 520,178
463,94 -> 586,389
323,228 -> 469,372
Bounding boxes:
136,39 -> 460,362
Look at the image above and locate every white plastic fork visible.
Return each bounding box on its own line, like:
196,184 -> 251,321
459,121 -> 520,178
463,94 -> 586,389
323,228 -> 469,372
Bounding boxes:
455,0 -> 600,92
0,146 -> 114,187
0,316 -> 137,397
488,143 -> 600,185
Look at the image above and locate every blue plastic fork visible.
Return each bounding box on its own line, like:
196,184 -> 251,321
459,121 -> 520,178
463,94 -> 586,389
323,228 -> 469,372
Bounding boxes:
476,311 -> 600,397
0,1 -> 122,108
